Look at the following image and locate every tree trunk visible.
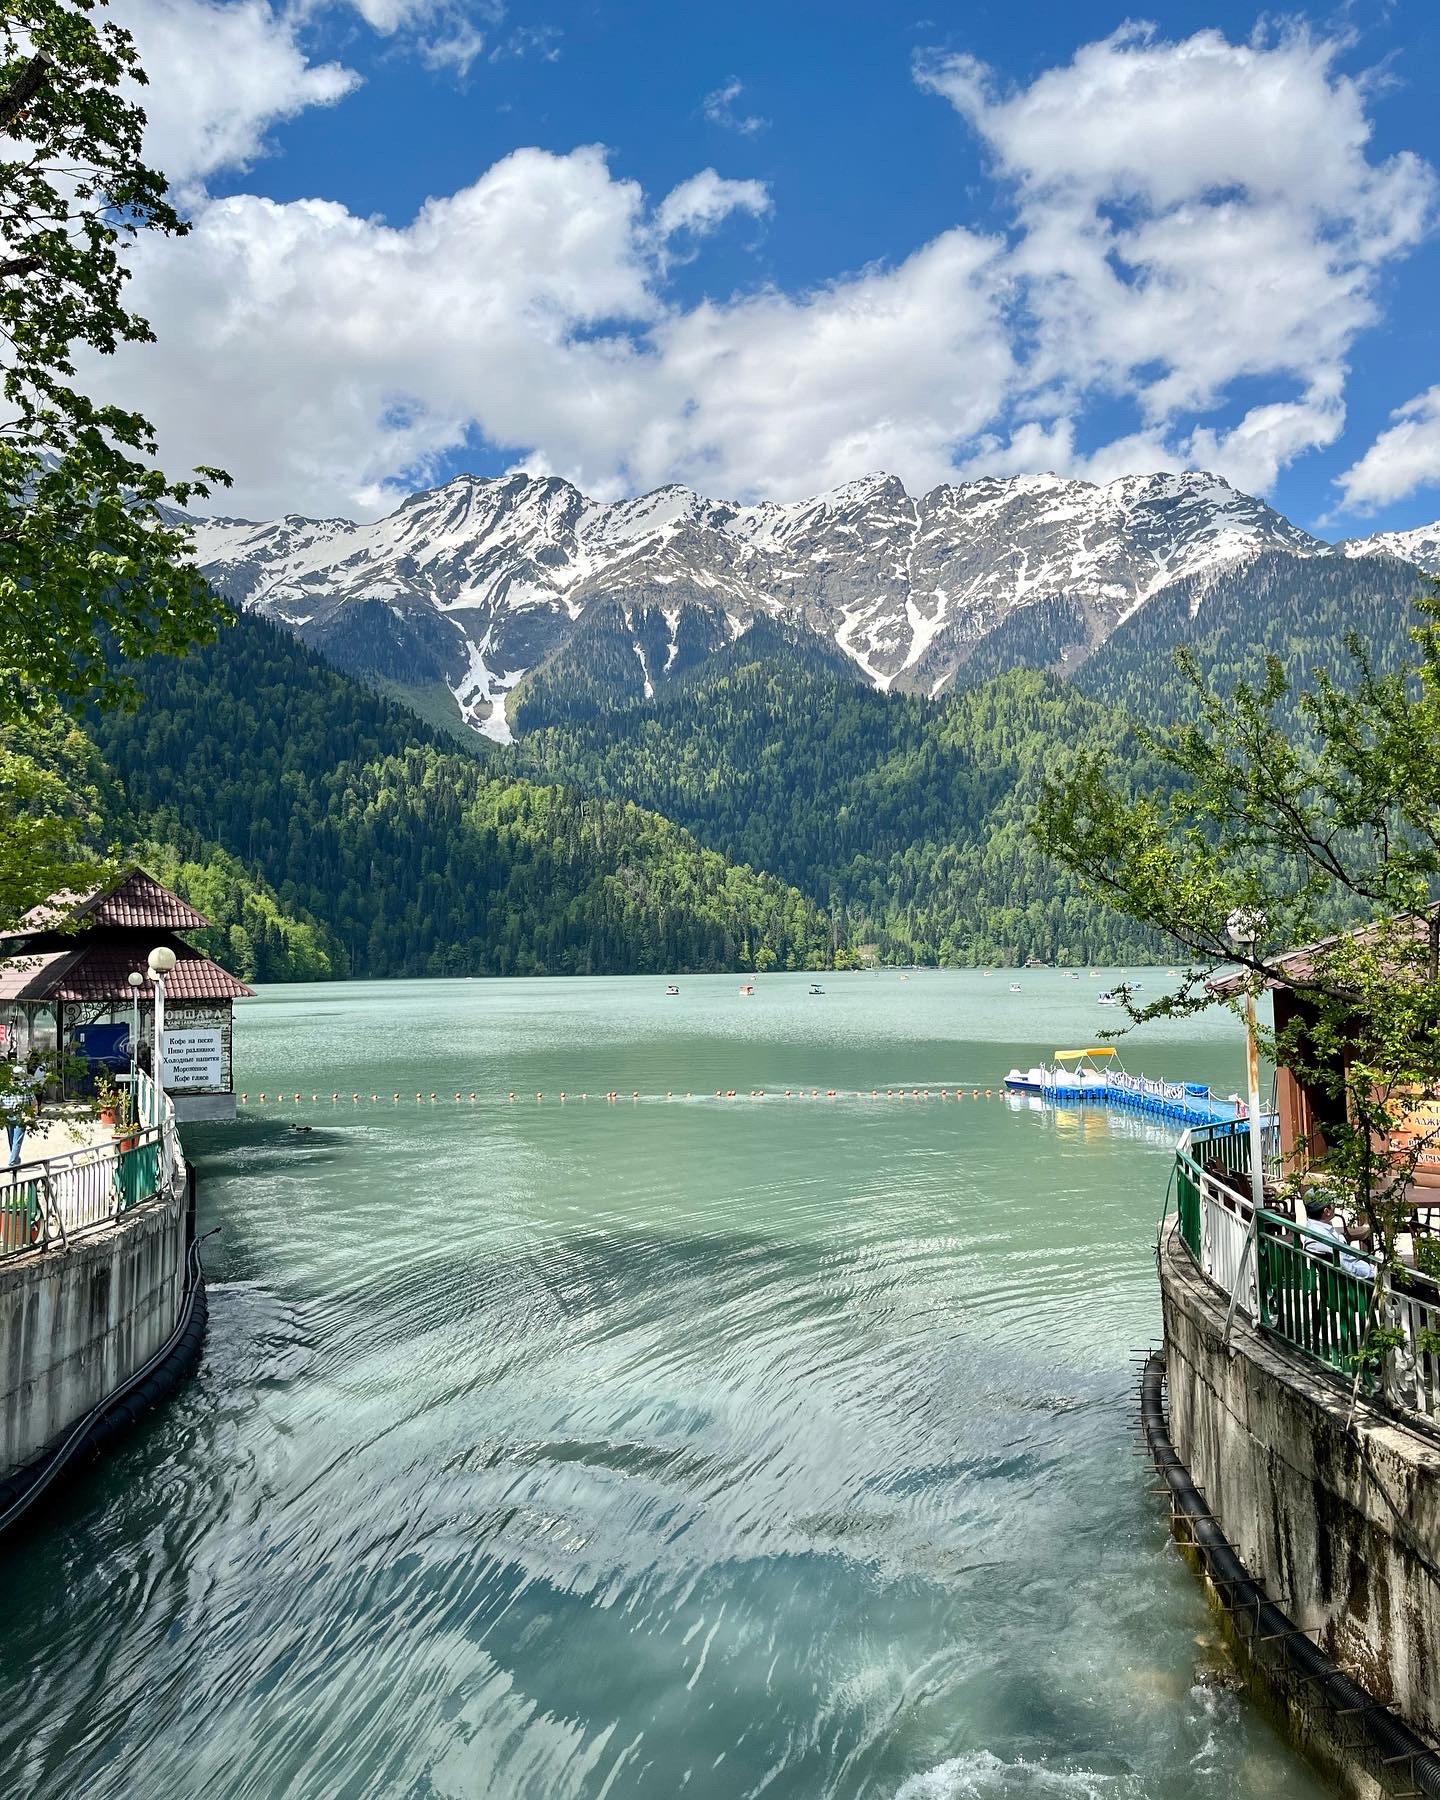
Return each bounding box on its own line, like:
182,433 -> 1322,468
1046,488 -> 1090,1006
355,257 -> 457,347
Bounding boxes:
0,54 -> 51,134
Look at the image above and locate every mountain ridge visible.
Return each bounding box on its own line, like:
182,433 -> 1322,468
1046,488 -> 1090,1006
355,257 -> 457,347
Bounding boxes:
189,468 -> 1440,741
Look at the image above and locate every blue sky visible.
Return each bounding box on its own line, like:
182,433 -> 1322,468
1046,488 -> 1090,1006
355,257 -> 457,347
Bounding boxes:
104,0 -> 1440,535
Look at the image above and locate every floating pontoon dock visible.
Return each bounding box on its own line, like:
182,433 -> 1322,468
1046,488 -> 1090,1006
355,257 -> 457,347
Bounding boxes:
1003,1048 -> 1241,1127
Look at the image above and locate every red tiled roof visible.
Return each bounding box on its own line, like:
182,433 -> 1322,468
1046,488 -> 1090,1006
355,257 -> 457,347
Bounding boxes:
15,866 -> 210,935
0,941 -> 252,1004
81,868 -> 210,931
1208,906 -> 1440,997
0,949 -> 82,1003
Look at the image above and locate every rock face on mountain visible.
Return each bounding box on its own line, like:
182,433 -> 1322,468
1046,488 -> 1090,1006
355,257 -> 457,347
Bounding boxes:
190,469 -> 1434,741
1342,523 -> 1440,575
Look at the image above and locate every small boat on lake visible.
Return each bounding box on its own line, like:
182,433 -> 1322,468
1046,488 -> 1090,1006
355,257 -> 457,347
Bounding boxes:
740,983 -> 755,997
1009,983 -> 1022,993
1097,991 -> 1118,1006
1007,1047 -> 1117,1097
665,984 -> 679,996
808,982 -> 825,995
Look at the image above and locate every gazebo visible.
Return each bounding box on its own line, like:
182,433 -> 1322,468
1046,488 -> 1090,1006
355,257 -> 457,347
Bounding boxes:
0,866 -> 253,1121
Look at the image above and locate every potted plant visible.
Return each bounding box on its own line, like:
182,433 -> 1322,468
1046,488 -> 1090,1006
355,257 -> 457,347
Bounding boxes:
94,1073 -> 121,1128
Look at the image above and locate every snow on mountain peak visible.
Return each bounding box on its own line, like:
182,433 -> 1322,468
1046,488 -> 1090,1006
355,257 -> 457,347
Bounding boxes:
188,466 -> 1403,738
1341,520 -> 1440,575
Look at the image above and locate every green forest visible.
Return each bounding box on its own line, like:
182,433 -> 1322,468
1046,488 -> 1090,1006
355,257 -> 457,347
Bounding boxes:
515,620 -> 1170,965
88,614 -> 835,977
59,553 -> 1433,982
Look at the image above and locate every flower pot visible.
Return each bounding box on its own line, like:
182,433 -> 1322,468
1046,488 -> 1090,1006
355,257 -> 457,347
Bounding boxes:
117,1133 -> 138,1153
98,1106 -> 117,1126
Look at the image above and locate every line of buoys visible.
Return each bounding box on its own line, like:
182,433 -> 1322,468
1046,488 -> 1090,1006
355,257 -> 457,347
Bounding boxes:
238,1086 -> 1004,1106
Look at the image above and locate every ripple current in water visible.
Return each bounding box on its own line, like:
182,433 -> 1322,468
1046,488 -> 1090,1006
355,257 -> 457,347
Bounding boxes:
0,973 -> 1328,1798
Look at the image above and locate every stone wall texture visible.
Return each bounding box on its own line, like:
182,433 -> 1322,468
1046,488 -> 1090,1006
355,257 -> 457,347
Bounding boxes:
0,1197 -> 187,1479
1161,1220 -> 1440,1793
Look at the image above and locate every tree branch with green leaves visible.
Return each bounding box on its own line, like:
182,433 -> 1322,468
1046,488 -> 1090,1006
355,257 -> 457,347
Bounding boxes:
1034,585 -> 1440,1300
0,0 -> 228,725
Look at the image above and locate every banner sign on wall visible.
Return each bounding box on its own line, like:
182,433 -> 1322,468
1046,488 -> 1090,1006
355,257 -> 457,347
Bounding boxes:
161,1027 -> 224,1090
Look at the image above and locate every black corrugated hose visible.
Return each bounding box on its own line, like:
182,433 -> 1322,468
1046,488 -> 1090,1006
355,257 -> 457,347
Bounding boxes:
1142,1352 -> 1440,1797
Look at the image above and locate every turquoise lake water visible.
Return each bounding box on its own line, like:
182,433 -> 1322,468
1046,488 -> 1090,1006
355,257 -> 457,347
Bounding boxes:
0,970 -> 1329,1799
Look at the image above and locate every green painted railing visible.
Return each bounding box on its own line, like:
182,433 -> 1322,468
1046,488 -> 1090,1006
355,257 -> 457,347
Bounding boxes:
1176,1158 -> 1201,1260
1257,1215 -> 1374,1375
116,1138 -> 162,1212
1170,1118 -> 1431,1405
0,1071 -> 180,1260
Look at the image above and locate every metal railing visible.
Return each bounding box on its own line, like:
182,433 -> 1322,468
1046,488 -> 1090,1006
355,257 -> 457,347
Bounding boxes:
0,1074 -> 181,1261
1173,1118 -> 1440,1421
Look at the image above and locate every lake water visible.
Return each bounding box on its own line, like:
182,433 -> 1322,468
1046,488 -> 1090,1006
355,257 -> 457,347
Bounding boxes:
0,971 -> 1328,1800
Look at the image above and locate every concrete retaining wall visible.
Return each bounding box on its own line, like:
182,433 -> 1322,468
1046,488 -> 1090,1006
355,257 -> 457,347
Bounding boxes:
1160,1219 -> 1440,1790
0,1196 -> 188,1479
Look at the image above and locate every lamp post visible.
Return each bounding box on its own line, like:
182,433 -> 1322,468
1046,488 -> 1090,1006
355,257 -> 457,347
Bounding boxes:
1226,909 -> 1269,1215
147,946 -> 177,1124
127,971 -> 143,1125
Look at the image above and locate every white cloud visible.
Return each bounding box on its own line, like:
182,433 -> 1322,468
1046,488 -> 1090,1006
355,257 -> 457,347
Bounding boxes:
643,232 -> 1012,499
1336,387 -> 1440,510
88,148 -> 1009,516
918,24 -> 1433,492
415,20 -> 487,74
702,78 -> 768,136
115,0 -> 358,185
80,13 -> 1437,518
334,0 -> 500,54
654,169 -> 770,240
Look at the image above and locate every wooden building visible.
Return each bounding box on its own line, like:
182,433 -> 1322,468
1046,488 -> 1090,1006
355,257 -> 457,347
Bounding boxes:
0,867 -> 253,1122
1210,916 -> 1440,1196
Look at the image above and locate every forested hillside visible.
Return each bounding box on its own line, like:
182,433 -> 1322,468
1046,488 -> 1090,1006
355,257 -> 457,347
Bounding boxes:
90,613 -> 837,976
1074,554 -> 1425,720
516,624 -> 1173,965
81,552 -> 1433,979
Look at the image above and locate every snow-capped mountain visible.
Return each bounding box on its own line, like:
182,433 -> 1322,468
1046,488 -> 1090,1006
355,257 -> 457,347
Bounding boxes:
190,468 -> 1431,742
1341,523 -> 1440,575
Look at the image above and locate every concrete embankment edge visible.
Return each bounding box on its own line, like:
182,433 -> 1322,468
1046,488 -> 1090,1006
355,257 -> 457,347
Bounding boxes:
1156,1217 -> 1440,1796
0,1180 -> 208,1537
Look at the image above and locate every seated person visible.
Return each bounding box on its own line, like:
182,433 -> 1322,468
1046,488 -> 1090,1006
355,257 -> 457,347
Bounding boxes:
1304,1197 -> 1373,1281
1203,1158 -> 1252,1202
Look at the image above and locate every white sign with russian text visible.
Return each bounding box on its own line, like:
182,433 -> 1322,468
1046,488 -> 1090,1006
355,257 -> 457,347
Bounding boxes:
161,1027 -> 224,1090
